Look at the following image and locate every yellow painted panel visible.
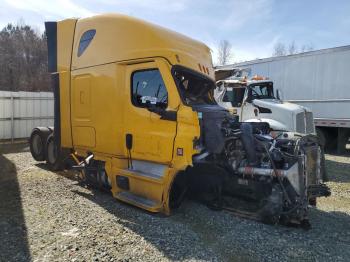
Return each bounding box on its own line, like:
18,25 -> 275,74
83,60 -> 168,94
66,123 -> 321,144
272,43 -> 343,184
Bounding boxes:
57,19 -> 77,71
56,19 -> 77,148
71,63 -> 125,156
73,75 -> 91,120
72,126 -> 96,147
128,176 -> 164,202
71,14 -> 214,80
59,72 -> 72,148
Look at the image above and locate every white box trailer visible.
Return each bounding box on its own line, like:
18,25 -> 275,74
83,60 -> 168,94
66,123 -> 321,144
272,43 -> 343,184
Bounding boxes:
217,45 -> 350,153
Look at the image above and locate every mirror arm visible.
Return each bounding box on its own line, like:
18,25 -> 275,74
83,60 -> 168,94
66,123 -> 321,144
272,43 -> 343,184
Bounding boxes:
148,107 -> 177,121
160,110 -> 177,121
148,106 -> 163,115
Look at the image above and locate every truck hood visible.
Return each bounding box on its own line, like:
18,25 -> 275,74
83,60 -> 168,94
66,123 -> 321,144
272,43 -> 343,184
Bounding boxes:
252,99 -> 310,113
250,99 -> 307,132
244,118 -> 289,131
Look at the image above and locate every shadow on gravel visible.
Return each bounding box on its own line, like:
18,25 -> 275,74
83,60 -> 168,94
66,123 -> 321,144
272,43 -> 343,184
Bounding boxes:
325,158 -> 350,183
35,163 -> 79,182
73,189 -> 218,261
73,188 -> 350,261
325,149 -> 350,157
0,154 -> 31,262
0,142 -> 29,154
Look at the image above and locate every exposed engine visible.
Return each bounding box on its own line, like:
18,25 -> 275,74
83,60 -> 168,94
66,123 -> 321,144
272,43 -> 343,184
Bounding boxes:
183,106 -> 331,228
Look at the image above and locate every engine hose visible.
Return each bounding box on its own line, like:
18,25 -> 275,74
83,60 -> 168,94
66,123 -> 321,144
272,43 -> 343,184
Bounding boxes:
280,151 -> 296,158
240,123 -> 258,165
294,138 -> 302,156
257,139 -> 292,205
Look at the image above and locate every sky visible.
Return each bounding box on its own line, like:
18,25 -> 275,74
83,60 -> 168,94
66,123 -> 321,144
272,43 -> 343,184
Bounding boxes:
1,0 -> 350,64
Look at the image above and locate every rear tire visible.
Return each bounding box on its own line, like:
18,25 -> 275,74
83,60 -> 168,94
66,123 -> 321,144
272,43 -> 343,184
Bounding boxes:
320,146 -> 328,182
316,127 -> 326,147
46,134 -> 63,171
309,198 -> 317,206
317,127 -> 338,152
29,128 -> 52,161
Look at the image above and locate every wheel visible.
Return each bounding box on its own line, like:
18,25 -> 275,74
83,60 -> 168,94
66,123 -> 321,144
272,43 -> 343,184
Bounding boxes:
46,134 -> 63,171
336,128 -> 350,154
316,127 -> 326,147
319,146 -> 328,182
309,197 -> 317,206
29,128 -> 52,161
317,127 -> 337,152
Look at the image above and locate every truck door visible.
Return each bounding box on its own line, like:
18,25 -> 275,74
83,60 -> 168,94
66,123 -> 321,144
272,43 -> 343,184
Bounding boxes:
124,61 -> 178,164
221,87 -> 238,114
241,87 -> 256,121
222,86 -> 245,118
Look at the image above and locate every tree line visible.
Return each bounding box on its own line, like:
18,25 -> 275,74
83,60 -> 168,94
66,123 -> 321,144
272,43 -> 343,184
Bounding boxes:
272,41 -> 314,57
216,40 -> 316,65
0,22 -> 50,92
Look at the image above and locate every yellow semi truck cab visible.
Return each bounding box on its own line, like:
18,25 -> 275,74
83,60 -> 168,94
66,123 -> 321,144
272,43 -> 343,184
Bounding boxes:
44,13 -> 216,214
30,13 -> 330,226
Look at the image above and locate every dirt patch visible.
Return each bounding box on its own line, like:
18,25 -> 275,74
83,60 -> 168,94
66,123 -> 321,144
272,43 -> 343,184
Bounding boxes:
1,144 -> 350,261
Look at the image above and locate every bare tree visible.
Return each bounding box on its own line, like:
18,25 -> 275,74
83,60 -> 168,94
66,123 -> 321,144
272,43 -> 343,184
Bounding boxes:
217,40 -> 233,65
0,21 -> 50,91
288,41 -> 297,55
273,41 -> 316,56
300,43 -> 314,53
272,42 -> 286,56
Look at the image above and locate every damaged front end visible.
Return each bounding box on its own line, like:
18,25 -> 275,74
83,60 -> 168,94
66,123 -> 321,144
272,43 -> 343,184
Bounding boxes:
184,106 -> 331,227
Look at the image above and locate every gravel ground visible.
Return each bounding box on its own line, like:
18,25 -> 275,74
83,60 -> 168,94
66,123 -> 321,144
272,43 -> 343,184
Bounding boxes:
1,143 -> 350,262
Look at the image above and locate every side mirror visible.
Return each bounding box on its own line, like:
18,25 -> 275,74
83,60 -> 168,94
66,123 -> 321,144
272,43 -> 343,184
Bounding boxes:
276,89 -> 283,100
244,90 -> 252,103
148,106 -> 177,121
147,106 -> 164,116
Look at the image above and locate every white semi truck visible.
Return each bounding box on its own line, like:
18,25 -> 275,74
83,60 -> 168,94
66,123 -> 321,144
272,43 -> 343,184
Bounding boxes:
215,70 -> 315,135
216,46 -> 350,153
215,71 -> 327,181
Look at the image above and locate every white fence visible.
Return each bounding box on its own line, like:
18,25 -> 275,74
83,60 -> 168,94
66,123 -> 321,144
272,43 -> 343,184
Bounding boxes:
0,91 -> 54,141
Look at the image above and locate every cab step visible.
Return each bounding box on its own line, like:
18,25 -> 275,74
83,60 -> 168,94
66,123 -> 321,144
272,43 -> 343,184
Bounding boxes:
123,160 -> 167,183
116,191 -> 162,211
122,169 -> 163,183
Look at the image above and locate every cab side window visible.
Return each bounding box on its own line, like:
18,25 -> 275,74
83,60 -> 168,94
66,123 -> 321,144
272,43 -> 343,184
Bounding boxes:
223,88 -> 245,107
131,69 -> 168,109
78,29 -> 96,57
222,89 -> 234,102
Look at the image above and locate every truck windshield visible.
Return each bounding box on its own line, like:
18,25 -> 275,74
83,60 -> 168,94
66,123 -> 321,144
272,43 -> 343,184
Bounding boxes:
249,83 -> 275,100
172,66 -> 216,106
